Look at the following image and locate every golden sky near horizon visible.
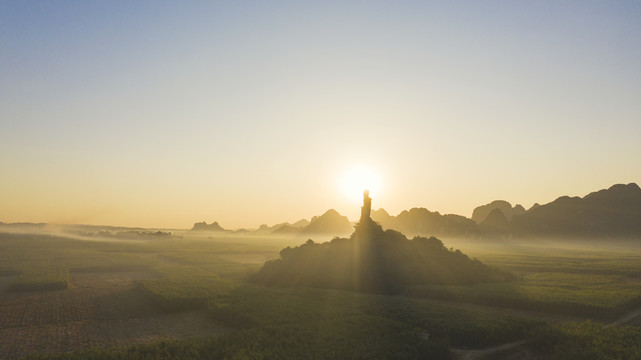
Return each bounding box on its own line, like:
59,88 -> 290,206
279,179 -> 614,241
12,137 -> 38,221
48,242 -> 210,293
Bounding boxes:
1,2 -> 640,229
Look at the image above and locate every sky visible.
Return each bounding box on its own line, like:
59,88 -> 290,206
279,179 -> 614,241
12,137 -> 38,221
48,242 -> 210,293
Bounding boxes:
1,1 -> 640,229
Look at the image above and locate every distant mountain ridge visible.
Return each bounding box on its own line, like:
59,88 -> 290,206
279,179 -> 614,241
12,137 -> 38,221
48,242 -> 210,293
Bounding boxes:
301,209 -> 353,235
371,208 -> 478,237
510,183 -> 641,237
186,183 -> 641,239
189,209 -> 353,237
472,200 -> 526,223
257,219 -> 310,234
368,183 -> 641,239
4,183 -> 636,240
191,221 -> 227,232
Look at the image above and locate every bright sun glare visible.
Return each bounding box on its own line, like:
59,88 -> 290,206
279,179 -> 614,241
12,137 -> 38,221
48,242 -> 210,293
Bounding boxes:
340,166 -> 382,202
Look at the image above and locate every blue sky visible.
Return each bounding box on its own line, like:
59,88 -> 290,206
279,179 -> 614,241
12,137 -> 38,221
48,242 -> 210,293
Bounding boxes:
1,1 -> 640,228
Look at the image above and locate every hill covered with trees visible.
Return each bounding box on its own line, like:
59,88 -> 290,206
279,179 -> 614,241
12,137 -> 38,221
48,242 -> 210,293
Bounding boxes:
251,216 -> 512,294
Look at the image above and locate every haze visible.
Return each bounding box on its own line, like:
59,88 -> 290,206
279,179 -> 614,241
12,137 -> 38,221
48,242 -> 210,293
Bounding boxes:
1,1 -> 640,229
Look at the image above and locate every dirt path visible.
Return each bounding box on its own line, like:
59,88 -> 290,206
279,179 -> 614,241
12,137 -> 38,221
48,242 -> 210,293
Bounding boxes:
449,304 -> 641,359
451,340 -> 526,360
605,307 -> 641,328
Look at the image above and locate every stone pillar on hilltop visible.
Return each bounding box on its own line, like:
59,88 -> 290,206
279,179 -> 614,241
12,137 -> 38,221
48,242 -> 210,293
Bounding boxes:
360,190 -> 372,222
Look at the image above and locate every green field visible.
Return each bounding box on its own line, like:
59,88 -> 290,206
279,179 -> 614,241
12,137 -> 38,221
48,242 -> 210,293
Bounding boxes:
7,266 -> 69,292
1,231 -> 640,359
408,271 -> 641,319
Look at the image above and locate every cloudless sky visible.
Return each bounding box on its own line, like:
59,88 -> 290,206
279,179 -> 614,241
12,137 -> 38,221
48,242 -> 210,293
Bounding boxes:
1,1 -> 640,229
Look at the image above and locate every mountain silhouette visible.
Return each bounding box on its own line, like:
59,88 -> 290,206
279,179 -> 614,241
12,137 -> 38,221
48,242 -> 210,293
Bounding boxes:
271,224 -> 303,234
373,183 -> 641,239
300,209 -> 353,235
479,208 -> 510,235
370,208 -> 400,230
190,221 -> 227,232
511,183 -> 641,237
258,219 -> 310,234
292,218 -> 311,227
187,183 -> 640,239
472,200 -> 525,223
371,207 -> 478,237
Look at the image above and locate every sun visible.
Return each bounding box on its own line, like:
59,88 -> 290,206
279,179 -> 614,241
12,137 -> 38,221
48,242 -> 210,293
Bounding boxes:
340,166 -> 382,202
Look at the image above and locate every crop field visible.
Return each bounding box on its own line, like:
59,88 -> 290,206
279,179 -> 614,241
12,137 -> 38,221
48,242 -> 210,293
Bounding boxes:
1,231 -> 640,359
0,267 -> 226,359
472,246 -> 641,276
401,239 -> 641,319
7,266 -> 69,292
408,271 -> 641,319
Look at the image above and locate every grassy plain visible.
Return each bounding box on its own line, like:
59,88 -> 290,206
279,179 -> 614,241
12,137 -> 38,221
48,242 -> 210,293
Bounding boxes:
0,230 -> 640,359
459,240 -> 641,318
7,266 -> 69,292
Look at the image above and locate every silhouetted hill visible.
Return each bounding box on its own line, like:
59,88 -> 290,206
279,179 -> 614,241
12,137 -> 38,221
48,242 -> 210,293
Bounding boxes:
252,218 -> 512,294
190,221 -> 227,232
511,183 -> 641,237
300,209 -> 353,235
472,200 -> 525,223
370,208 -> 400,230
256,224 -> 271,233
272,224 -> 304,235
256,219 -> 310,234
479,208 -> 510,235
272,219 -> 309,232
292,219 -> 310,227
372,208 -> 479,237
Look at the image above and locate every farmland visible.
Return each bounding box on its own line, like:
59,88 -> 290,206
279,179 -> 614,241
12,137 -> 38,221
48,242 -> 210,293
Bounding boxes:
407,241 -> 641,320
0,230 -> 640,359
